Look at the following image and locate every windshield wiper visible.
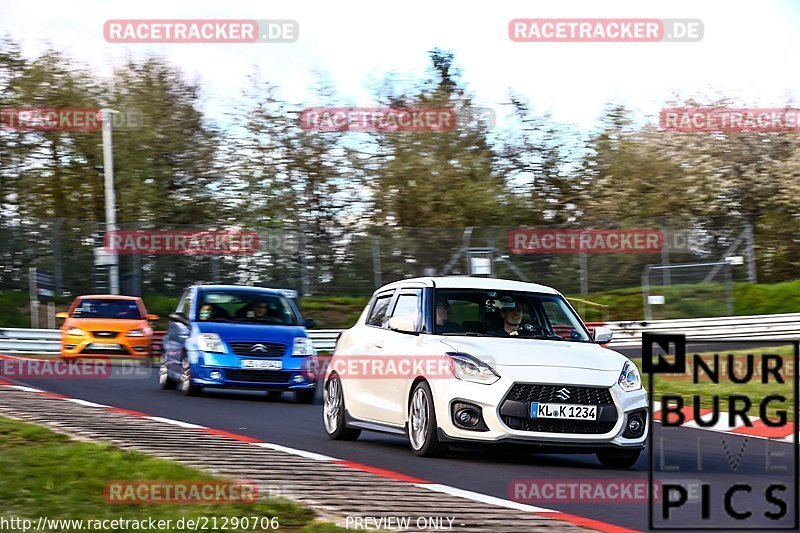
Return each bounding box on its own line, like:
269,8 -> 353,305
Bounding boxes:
442,331 -> 488,336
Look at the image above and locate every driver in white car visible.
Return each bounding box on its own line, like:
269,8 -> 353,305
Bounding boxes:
487,298 -> 523,336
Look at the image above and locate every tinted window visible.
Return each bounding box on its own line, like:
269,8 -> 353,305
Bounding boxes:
72,299 -> 142,319
367,294 -> 393,327
392,293 -> 421,330
196,290 -> 300,325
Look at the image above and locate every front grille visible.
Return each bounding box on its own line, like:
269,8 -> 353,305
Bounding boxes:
79,347 -> 130,355
224,370 -> 293,383
228,342 -> 287,357
505,384 -> 613,405
504,417 -> 617,434
91,331 -> 119,339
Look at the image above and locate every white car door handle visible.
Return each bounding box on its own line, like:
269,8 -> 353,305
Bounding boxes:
373,340 -> 384,348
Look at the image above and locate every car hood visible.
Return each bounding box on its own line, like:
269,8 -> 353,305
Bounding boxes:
439,336 -> 627,371
195,322 -> 307,343
64,318 -> 146,330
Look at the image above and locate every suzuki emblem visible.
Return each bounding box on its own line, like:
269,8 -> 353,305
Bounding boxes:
556,387 -> 571,401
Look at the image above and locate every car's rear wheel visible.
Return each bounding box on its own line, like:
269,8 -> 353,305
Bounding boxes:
323,374 -> 360,440
295,388 -> 316,404
596,449 -> 642,469
408,381 -> 448,457
180,356 -> 202,397
159,355 -> 177,390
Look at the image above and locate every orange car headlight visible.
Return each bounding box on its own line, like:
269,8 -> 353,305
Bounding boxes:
126,329 -> 145,337
66,327 -> 85,336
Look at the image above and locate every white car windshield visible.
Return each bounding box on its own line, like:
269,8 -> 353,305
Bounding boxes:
433,289 -> 592,342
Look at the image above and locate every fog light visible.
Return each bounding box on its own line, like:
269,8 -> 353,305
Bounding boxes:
623,410 -> 647,438
133,346 -> 146,352
292,374 -> 306,383
457,408 -> 477,426
209,371 -> 223,380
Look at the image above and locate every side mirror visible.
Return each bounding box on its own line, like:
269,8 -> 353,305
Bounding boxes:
304,318 -> 317,329
594,325 -> 613,344
147,314 -> 159,321
56,312 -> 68,319
388,316 -> 417,334
168,312 -> 189,326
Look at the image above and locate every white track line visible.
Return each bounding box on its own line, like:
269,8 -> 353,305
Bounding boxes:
416,483 -> 558,513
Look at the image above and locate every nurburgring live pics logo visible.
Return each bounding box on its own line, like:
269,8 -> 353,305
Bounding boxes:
644,333 -> 798,530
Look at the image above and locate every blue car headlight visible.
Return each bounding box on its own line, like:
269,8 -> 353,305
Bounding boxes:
292,337 -> 316,356
198,333 -> 226,353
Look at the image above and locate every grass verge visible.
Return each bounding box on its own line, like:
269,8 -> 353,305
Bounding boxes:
0,416 -> 342,532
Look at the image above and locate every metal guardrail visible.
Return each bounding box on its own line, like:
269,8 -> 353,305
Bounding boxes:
2,315 -> 799,354
0,328 -> 342,355
606,312 -> 800,347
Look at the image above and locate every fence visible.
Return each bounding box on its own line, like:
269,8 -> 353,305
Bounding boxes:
3,314 -> 798,355
0,219 -> 757,304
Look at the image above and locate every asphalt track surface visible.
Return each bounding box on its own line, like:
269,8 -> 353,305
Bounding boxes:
8,366 -> 797,532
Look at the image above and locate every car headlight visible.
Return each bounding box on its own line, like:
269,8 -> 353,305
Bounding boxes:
293,337 -> 316,356
446,352 -> 500,385
198,333 -> 226,353
126,329 -> 145,337
619,360 -> 642,392
66,327 -> 85,336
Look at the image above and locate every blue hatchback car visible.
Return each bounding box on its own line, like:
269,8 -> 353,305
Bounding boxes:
160,284 -> 318,402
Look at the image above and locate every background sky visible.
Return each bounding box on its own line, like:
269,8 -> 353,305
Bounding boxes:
1,0 -> 799,130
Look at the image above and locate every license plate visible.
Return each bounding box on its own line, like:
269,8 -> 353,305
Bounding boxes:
88,343 -> 122,350
531,403 -> 597,420
241,359 -> 282,369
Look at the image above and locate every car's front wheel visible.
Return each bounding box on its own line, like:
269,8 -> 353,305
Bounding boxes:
180,356 -> 202,397
323,374 -> 360,440
158,355 -> 177,390
596,449 -> 642,469
408,381 -> 448,457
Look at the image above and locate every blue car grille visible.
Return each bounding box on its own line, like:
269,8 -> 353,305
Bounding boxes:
224,370 -> 293,383
228,342 -> 286,356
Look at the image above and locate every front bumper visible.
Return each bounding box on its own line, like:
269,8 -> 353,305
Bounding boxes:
61,335 -> 152,358
430,375 -> 648,450
189,351 -> 317,390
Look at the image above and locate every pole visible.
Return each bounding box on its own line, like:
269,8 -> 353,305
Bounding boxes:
661,227 -> 671,286
745,223 -> 757,283
579,253 -> 589,295
642,265 -> 652,321
102,109 -> 119,295
371,236 -> 382,289
53,218 -> 63,298
47,302 -> 55,329
29,267 -> 39,328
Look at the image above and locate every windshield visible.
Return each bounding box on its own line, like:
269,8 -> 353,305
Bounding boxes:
196,290 -> 301,325
432,289 -> 592,342
71,299 -> 142,319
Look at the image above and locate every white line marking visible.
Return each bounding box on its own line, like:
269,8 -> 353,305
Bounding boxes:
147,416 -> 206,429
65,398 -> 108,408
253,442 -> 337,462
416,483 -> 559,513
4,385 -> 43,393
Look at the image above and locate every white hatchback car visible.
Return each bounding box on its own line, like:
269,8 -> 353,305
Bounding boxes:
323,277 -> 648,467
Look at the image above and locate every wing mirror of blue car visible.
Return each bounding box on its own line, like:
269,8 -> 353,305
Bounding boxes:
168,312 -> 189,326
594,325 -> 613,344
304,318 -> 317,329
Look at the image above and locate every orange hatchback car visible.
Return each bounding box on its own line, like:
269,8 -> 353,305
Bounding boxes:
57,295 -> 158,360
